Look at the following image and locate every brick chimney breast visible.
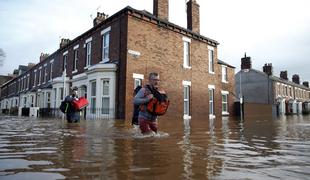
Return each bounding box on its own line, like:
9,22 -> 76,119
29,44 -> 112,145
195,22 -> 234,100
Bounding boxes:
292,74 -> 300,84
263,63 -> 273,76
39,53 -> 49,62
153,0 -> 169,21
241,53 -> 251,70
59,38 -> 71,49
303,81 -> 309,87
280,71 -> 288,80
93,12 -> 107,27
187,0 -> 200,34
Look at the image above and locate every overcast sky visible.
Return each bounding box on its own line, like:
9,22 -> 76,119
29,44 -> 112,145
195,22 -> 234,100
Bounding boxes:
0,0 -> 309,82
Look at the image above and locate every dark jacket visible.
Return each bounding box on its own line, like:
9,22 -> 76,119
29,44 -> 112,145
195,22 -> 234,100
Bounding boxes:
64,95 -> 80,123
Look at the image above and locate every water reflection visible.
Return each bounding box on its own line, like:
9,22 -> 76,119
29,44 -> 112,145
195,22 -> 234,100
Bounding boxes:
0,115 -> 309,179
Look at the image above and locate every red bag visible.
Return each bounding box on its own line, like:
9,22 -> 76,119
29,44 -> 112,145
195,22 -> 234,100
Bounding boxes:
72,97 -> 89,110
146,98 -> 170,116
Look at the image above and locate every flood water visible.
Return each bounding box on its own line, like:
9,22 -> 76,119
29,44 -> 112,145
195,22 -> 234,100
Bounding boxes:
0,115 -> 309,180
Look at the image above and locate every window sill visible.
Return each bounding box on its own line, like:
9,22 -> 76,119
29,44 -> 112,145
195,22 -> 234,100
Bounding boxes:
222,112 -> 229,116
209,114 -> 216,119
72,70 -> 78,74
209,71 -> 215,74
84,66 -> 90,70
183,65 -> 192,69
222,80 -> 228,84
183,114 -> 191,119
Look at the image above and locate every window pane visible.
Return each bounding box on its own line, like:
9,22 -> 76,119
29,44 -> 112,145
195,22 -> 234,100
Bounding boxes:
91,98 -> 96,114
134,79 -> 141,89
102,80 -> 109,95
184,86 -> 190,115
102,97 -> 109,114
184,41 -> 190,67
91,81 -> 96,96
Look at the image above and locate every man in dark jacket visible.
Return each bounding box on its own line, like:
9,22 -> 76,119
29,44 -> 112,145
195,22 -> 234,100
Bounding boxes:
64,87 -> 80,123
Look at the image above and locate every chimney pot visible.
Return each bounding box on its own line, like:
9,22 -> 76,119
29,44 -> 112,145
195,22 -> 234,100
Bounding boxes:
59,38 -> 71,48
93,12 -> 107,27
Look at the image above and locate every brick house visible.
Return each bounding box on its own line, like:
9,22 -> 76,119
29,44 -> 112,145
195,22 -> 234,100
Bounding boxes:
0,0 -> 235,120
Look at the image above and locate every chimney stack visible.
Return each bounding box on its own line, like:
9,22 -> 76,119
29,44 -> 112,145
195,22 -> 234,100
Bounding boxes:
241,53 -> 252,70
292,74 -> 300,84
303,81 -> 309,88
153,0 -> 169,21
263,63 -> 273,76
39,53 -> 49,62
187,0 -> 200,34
280,71 -> 288,80
60,38 -> 71,48
93,12 -> 107,27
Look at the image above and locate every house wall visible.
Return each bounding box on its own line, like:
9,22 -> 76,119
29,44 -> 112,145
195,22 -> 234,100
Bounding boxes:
125,13 -> 235,120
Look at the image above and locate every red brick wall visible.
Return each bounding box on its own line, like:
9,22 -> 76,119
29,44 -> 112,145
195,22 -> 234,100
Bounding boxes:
124,15 -> 235,120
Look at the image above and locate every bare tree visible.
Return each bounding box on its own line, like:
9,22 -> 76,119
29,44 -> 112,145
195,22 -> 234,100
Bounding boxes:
0,48 -> 5,66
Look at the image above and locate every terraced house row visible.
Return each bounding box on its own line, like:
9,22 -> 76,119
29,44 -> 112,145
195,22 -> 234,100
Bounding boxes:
236,55 -> 310,116
0,0 -> 235,120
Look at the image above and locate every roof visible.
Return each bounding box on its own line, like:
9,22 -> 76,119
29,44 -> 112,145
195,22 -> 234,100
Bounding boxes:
240,68 -> 310,90
218,59 -> 235,68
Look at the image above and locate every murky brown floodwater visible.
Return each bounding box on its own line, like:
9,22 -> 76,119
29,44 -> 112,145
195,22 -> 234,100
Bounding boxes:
0,115 -> 309,180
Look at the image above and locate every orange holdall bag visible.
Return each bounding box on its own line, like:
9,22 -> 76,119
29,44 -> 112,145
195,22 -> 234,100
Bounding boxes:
145,85 -> 170,116
72,97 -> 89,110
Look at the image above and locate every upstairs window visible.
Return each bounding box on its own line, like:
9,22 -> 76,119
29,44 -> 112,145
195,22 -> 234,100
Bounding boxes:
222,65 -> 228,82
86,42 -> 92,67
63,54 -> 68,72
73,49 -> 78,71
101,28 -> 110,62
208,47 -> 214,73
183,37 -> 191,68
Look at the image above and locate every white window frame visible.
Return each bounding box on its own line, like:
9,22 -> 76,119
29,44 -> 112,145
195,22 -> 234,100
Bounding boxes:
38,67 -> 42,85
59,87 -> 64,101
101,27 -> 111,63
43,64 -> 47,84
133,73 -> 144,89
221,90 -> 229,115
183,80 -> 191,119
208,46 -> 215,74
73,48 -> 78,73
50,59 -> 54,81
84,37 -> 92,68
222,65 -> 228,83
27,74 -> 30,90
33,69 -> 37,87
20,78 -> 23,91
63,52 -> 68,72
208,85 -> 215,119
101,79 -> 110,115
183,37 -> 191,69
90,80 -> 96,114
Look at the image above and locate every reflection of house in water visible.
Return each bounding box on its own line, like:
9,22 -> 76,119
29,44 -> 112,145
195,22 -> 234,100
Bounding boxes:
235,54 -> 310,117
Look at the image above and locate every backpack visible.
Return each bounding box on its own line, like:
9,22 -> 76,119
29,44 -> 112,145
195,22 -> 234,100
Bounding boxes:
145,85 -> 170,116
59,101 -> 69,113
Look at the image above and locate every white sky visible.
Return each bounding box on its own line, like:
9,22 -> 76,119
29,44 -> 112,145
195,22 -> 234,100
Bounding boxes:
0,0 -> 309,82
